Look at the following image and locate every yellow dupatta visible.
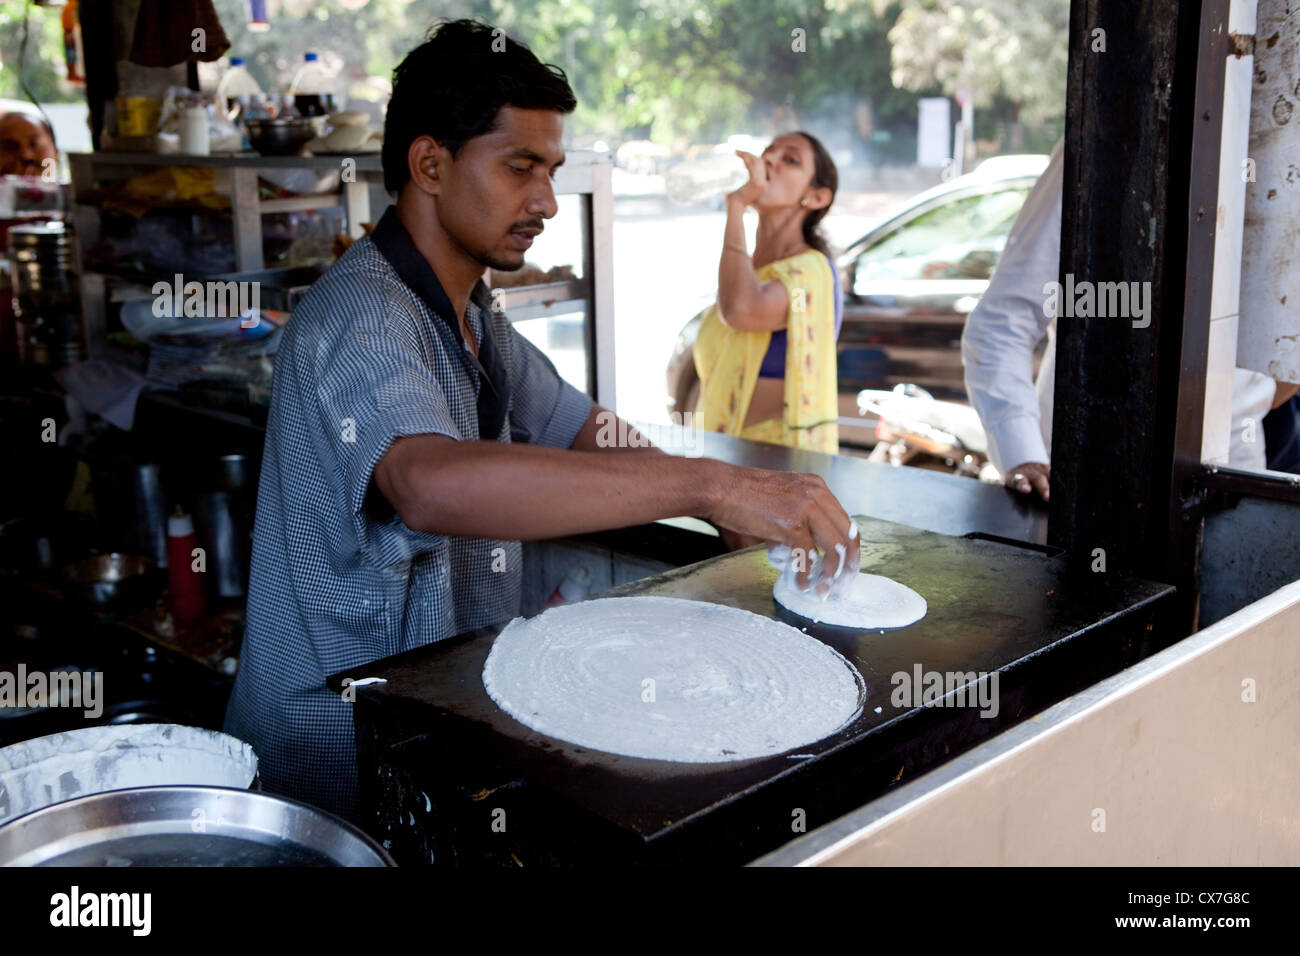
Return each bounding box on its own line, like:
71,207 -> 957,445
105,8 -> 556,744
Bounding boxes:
692,249 -> 839,453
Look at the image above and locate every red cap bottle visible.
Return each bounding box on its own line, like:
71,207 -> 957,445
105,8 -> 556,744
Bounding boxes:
166,507 -> 206,625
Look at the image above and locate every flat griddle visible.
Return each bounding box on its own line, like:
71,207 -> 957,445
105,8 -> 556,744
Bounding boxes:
336,516 -> 1175,865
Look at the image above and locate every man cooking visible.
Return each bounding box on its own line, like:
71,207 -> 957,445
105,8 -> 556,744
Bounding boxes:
223,19 -> 858,820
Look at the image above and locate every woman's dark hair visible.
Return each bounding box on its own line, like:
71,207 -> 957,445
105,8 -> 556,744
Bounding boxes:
382,19 -> 577,194
793,130 -> 838,260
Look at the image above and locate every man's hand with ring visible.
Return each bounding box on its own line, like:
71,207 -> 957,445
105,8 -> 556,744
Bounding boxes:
1006,461 -> 1050,501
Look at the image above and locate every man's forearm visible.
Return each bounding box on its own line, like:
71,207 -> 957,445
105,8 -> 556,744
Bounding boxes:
380,436 -> 718,541
569,405 -> 666,455
376,429 -> 862,581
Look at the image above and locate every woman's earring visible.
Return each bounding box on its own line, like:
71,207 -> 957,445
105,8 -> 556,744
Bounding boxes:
800,199 -> 808,207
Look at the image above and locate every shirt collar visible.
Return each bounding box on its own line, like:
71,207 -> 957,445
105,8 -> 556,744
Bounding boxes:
370,205 -> 508,439
370,206 -> 493,331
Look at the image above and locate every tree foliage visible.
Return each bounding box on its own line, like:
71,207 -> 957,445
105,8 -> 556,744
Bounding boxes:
876,0 -> 1068,124
3,0 -> 1064,154
0,0 -> 78,102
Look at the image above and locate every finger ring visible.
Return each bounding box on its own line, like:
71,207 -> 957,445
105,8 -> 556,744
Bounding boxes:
1012,472 -> 1025,483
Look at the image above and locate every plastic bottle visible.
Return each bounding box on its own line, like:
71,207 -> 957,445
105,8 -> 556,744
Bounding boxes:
664,152 -> 751,205
289,52 -> 338,117
543,567 -> 591,608
179,107 -> 210,155
166,507 -> 207,626
62,0 -> 85,85
217,57 -> 263,120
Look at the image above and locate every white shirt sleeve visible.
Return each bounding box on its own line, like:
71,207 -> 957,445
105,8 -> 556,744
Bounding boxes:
1228,368 -> 1275,469
961,138 -> 1064,475
962,138 -> 1274,473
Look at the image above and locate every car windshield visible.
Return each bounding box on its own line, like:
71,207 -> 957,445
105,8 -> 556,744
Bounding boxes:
853,187 -> 1031,284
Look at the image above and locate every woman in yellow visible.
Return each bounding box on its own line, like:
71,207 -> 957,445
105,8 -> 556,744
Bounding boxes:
693,131 -> 841,453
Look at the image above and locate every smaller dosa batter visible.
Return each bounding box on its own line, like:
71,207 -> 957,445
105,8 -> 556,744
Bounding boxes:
774,571 -> 927,628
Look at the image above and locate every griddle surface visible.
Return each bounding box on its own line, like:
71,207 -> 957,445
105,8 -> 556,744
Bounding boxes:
342,517 -> 1172,846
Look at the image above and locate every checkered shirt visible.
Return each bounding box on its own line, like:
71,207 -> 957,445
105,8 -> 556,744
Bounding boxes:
223,209 -> 593,821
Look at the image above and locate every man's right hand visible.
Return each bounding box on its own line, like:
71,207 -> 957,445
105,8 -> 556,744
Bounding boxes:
705,463 -> 857,590
1005,461 -> 1050,501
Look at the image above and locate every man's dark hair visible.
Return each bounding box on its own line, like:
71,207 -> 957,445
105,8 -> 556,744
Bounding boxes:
382,19 -> 577,194
0,110 -> 57,144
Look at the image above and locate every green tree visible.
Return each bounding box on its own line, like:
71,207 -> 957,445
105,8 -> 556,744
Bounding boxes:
876,0 -> 1067,127
0,0 -> 80,103
208,0 -> 923,149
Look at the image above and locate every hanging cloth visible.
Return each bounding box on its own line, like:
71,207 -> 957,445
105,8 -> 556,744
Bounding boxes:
130,0 -> 231,67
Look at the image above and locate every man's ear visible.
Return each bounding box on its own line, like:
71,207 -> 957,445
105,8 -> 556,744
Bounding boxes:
407,136 -> 448,196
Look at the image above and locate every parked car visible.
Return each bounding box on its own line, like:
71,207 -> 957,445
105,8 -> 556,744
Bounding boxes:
665,153 -> 1050,450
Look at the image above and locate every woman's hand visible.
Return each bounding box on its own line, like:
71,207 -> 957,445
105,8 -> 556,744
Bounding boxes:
727,149 -> 767,207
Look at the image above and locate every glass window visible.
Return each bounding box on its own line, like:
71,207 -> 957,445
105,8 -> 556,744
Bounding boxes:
853,187 -> 1031,287
513,310 -> 589,395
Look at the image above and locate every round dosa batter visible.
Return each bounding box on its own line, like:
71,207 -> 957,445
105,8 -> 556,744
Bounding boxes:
774,571 -> 927,628
482,596 -> 865,763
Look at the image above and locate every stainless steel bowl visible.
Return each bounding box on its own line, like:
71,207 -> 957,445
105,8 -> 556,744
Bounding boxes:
0,786 -> 395,866
244,117 -> 317,156
60,553 -> 157,610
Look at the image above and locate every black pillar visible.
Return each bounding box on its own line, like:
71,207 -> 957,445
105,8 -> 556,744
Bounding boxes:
1051,0 -> 1231,634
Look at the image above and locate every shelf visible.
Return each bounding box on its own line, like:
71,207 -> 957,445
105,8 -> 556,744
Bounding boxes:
74,193 -> 344,215
491,278 -> 588,313
66,151 -> 384,172
70,149 -> 617,407
70,150 -> 375,273
257,194 -> 346,213
505,299 -> 588,324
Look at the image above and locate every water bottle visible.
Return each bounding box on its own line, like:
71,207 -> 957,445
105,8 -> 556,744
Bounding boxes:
290,52 -> 338,118
217,57 -> 263,121
544,566 -> 591,608
767,519 -> 861,598
664,152 -> 751,205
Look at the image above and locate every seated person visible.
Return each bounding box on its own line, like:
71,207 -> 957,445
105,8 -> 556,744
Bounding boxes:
0,110 -> 58,177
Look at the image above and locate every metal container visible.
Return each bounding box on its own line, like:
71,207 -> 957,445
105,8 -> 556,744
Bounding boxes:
244,116 -> 317,156
129,463 -> 169,569
0,515 -> 55,573
194,491 -> 248,598
216,453 -> 250,492
0,786 -> 395,866
0,724 -> 258,825
6,221 -> 84,367
60,553 -> 158,610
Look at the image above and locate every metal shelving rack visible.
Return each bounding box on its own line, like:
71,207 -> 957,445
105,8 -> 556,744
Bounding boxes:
64,149 -> 615,406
